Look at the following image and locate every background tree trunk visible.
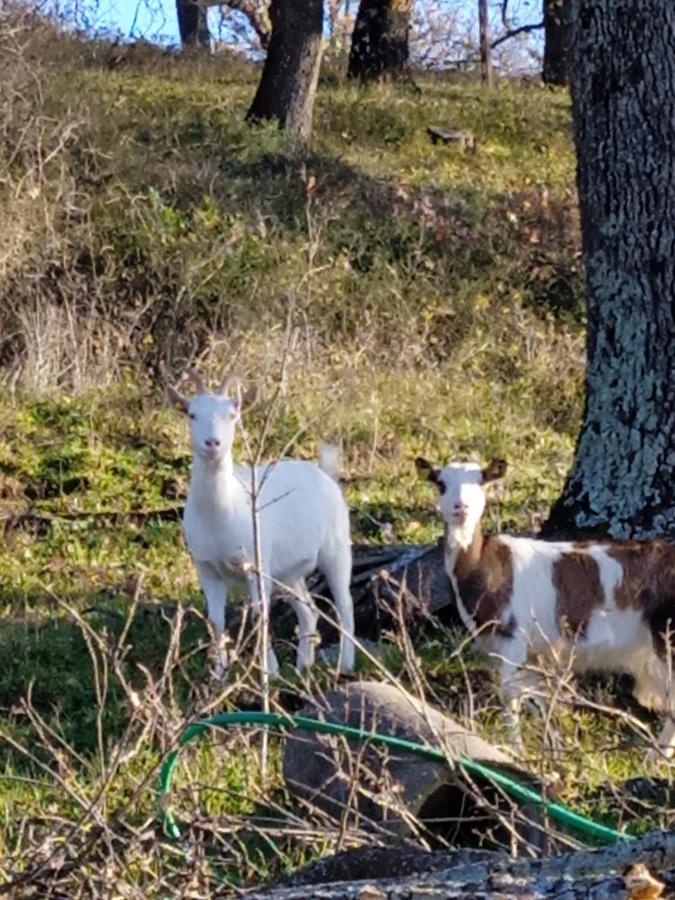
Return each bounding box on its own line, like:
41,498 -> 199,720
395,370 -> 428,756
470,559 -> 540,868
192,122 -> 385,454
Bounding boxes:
176,0 -> 211,48
542,0 -> 569,85
544,0 -> 675,539
478,0 -> 493,87
347,0 -> 412,82
246,0 -> 324,147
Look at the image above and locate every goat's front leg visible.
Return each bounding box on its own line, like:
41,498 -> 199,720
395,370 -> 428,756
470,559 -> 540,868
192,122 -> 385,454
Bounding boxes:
196,562 -> 229,680
633,666 -> 675,764
649,684 -> 675,764
248,572 -> 280,676
653,716 -> 675,762
496,641 -> 529,756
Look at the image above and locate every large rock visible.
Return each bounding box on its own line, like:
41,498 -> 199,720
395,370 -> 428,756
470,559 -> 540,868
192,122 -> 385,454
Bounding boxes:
282,681 -> 551,853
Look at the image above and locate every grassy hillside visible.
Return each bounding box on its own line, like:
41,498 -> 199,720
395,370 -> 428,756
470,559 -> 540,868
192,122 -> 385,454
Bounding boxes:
1,11 -> 670,897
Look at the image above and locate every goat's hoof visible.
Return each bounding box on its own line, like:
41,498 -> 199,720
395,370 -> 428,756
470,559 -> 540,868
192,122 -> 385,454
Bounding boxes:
295,643 -> 316,672
295,658 -> 315,673
645,748 -> 674,768
337,648 -> 356,674
210,662 -> 230,682
504,737 -> 525,758
266,652 -> 280,678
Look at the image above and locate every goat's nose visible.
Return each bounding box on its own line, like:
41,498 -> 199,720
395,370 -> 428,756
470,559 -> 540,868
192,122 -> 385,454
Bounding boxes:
205,438 -> 221,448
454,502 -> 468,515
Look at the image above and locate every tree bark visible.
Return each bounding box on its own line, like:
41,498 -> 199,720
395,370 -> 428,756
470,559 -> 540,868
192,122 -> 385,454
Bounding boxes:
176,0 -> 210,48
252,828 -> 675,898
542,0 -> 569,85
246,0 -> 324,147
347,0 -> 412,82
478,0 -> 493,87
544,0 -> 675,540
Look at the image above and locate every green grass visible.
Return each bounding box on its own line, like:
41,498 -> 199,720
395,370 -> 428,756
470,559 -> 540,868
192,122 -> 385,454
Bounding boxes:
0,17 -> 672,896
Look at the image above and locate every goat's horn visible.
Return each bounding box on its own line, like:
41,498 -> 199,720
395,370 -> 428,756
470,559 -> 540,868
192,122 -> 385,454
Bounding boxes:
217,373 -> 239,396
186,369 -> 207,393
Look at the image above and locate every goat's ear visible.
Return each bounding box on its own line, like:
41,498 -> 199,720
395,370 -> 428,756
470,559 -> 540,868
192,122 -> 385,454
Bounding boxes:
415,457 -> 441,484
166,384 -> 189,412
482,458 -> 507,483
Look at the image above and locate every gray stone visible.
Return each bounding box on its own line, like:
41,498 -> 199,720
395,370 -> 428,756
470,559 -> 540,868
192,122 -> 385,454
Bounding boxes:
427,127 -> 476,152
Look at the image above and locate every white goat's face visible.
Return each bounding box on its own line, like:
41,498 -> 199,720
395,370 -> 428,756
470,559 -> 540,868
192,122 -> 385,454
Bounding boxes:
416,457 -> 507,547
186,393 -> 240,462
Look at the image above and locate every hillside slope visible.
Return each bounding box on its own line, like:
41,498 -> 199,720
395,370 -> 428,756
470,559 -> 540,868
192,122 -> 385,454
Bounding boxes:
6,16 -> 660,899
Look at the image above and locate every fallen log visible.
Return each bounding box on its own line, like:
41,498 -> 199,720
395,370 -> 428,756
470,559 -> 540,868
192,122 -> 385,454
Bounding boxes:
311,540 -> 459,644
248,828 -> 675,899
276,846 -> 496,888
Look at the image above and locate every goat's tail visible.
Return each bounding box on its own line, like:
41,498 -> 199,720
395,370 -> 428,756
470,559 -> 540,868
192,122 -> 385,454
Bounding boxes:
318,441 -> 341,482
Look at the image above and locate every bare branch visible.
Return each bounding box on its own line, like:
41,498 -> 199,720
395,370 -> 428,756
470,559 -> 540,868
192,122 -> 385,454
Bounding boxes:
491,20 -> 544,50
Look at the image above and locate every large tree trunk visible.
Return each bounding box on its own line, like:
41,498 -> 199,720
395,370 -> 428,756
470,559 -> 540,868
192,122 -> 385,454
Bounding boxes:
542,0 -> 569,85
544,0 -> 675,540
176,0 -> 210,48
246,0 -> 324,147
347,0 -> 412,82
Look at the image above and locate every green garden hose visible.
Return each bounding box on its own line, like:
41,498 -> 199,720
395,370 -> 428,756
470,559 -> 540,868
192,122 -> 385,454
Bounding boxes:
158,710 -> 631,846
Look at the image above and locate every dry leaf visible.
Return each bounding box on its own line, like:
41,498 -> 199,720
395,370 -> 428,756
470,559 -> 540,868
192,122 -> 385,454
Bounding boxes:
358,887 -> 386,900
625,862 -> 665,900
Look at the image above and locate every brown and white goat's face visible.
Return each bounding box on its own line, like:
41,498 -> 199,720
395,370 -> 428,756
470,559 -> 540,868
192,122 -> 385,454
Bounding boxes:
416,457 -> 507,548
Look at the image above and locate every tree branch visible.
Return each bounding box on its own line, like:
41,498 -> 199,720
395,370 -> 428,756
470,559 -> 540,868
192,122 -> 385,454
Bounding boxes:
491,19 -> 544,50
198,0 -> 271,48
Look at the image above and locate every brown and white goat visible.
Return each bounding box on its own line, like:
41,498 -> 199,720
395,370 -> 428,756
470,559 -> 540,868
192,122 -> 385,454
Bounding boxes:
416,456 -> 675,758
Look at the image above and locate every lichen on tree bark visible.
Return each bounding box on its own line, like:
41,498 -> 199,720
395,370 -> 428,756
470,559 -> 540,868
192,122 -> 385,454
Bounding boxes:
545,0 -> 675,539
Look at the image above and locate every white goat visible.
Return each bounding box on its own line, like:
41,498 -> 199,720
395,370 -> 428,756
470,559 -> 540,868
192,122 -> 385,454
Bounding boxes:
168,370 -> 355,677
416,456 -> 675,758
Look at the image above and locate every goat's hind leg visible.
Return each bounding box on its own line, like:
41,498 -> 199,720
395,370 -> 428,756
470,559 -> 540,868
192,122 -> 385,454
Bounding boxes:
649,673 -> 675,763
288,580 -> 319,671
318,543 -> 355,673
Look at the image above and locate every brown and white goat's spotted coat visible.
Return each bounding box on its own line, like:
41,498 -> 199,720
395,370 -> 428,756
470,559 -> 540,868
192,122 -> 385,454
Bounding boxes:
417,457 -> 675,756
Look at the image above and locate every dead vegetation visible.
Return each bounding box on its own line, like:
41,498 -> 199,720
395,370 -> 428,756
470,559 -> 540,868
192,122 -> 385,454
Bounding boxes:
3,10 -> 665,899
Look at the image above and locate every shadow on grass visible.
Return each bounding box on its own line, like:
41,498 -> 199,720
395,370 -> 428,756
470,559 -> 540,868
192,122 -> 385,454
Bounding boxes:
0,593 -> 209,759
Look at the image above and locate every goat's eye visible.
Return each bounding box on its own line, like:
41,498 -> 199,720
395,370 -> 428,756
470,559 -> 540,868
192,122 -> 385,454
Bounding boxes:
188,413 -> 196,421
437,481 -> 446,495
